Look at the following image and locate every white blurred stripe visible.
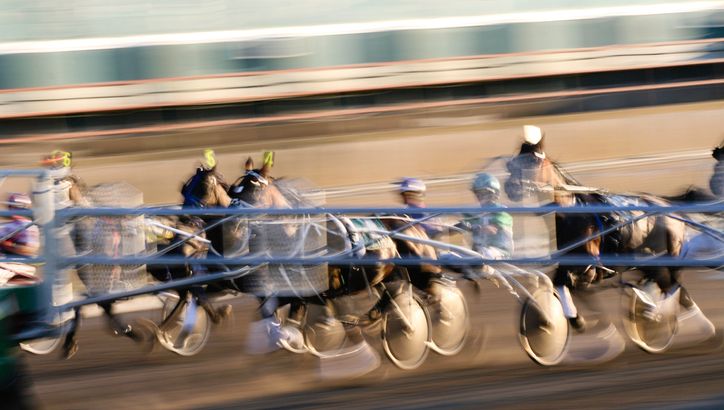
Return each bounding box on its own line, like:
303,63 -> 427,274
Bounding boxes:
0,1 -> 722,54
325,149 -> 713,197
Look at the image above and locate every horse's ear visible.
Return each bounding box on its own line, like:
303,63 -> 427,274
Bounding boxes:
260,163 -> 271,178
245,157 -> 254,171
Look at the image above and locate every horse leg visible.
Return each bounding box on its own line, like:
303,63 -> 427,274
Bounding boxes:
62,306 -> 82,359
193,288 -> 232,324
100,302 -> 130,336
244,296 -> 285,354
554,266 -> 585,332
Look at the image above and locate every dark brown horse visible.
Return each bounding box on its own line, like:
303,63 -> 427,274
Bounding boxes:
504,151 -> 692,330
227,154 -> 444,355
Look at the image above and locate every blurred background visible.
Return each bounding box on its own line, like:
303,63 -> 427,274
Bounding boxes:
1,0 -> 723,409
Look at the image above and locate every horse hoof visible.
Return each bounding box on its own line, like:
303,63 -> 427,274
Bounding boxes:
129,320 -> 156,354
569,315 -> 586,333
278,326 -> 306,353
209,304 -> 233,325
217,304 -> 233,322
63,340 -> 79,360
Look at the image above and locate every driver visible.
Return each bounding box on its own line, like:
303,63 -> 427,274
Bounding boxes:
519,125 -> 546,160
461,173 -> 514,260
397,177 -> 444,238
41,150 -> 91,209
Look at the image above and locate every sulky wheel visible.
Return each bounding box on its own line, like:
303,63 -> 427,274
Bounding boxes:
303,303 -> 347,356
381,290 -> 432,370
622,287 -> 677,354
19,311 -> 67,356
156,293 -> 212,357
428,280 -> 469,356
519,287 -> 570,366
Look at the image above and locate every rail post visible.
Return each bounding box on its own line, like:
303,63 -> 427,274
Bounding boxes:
32,170 -> 57,323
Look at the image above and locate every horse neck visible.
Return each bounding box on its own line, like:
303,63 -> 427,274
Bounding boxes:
264,185 -> 292,209
205,176 -> 231,207
542,159 -> 573,187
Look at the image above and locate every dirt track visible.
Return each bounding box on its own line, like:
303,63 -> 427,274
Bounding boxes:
26,272 -> 724,410
16,100 -> 724,409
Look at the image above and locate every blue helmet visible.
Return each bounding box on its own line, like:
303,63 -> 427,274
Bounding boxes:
472,173 -> 501,194
399,177 -> 426,194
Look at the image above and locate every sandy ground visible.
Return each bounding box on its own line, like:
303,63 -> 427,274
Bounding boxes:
13,99 -> 724,409
1,100 -> 723,205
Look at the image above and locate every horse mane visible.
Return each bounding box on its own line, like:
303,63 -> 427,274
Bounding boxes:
548,159 -> 582,187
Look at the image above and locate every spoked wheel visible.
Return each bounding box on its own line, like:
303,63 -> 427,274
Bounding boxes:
156,293 -> 212,357
21,282 -> 74,356
428,281 -> 469,356
623,288 -> 677,354
381,288 -> 432,370
303,304 -> 347,356
519,287 -> 571,366
20,333 -> 65,356
19,314 -> 67,356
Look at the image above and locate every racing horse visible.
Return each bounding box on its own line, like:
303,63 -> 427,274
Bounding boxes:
503,150 -> 709,339
227,155 -> 465,369
62,177 -> 231,359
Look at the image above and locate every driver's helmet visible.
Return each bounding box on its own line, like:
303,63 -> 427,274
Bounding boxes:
7,193 -> 31,210
41,150 -> 72,169
471,173 -> 501,201
399,177 -> 426,197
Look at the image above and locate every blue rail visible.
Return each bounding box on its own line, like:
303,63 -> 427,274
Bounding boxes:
56,203 -> 724,219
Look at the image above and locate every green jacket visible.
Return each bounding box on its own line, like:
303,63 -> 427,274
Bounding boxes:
462,210 -> 514,256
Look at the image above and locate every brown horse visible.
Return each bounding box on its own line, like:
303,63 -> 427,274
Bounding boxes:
227,155 -> 444,355
504,151 -> 691,330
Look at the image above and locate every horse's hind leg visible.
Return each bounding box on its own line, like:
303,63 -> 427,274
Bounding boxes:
193,288 -> 232,324
554,266 -> 586,332
100,302 -> 130,336
62,306 -> 82,359
644,266 -> 700,312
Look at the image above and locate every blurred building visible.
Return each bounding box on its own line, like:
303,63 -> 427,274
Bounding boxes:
0,0 -> 721,137
0,0 -> 721,88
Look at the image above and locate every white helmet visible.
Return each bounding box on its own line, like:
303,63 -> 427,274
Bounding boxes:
523,125 -> 543,145
399,177 -> 426,194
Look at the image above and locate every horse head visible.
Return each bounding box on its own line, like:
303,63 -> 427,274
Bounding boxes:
229,155 -> 290,209
504,153 -> 577,204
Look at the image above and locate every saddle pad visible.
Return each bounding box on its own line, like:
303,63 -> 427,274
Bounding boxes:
345,218 -> 395,252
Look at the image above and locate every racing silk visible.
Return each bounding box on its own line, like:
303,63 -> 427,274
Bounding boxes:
463,208 -> 514,257
49,168 -> 90,210
0,216 -> 39,257
404,203 -> 444,238
339,217 -> 395,257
